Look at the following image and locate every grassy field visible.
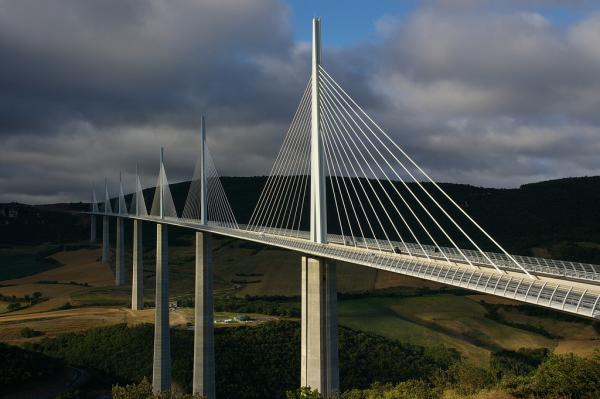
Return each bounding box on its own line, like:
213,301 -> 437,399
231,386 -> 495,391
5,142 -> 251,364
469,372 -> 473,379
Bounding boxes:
210,238 -> 379,296
2,241 -> 600,370
338,296 -> 491,365
494,304 -> 600,356
338,293 -> 600,367
389,295 -> 555,350
0,245 -> 63,280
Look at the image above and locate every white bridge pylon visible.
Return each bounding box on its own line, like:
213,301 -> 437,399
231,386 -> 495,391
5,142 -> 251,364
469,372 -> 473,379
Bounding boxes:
89,28 -> 600,321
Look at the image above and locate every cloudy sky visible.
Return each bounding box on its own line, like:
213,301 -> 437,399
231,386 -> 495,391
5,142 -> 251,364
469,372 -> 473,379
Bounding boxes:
1,0 -> 600,204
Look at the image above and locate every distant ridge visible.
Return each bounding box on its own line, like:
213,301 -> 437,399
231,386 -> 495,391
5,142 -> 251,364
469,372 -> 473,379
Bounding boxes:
4,176 -> 600,260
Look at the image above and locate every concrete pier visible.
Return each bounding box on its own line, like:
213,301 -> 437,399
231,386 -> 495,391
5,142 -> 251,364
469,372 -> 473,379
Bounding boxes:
102,216 -> 109,263
90,215 -> 96,242
192,232 -> 215,398
153,223 -> 171,393
131,219 -> 144,310
301,256 -> 339,396
115,217 -> 125,286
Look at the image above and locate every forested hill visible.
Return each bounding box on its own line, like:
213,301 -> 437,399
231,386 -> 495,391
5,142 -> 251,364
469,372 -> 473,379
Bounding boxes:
171,176 -> 600,256
3,176 -> 600,261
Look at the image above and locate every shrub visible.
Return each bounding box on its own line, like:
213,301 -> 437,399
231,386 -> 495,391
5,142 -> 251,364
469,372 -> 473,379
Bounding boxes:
20,327 -> 44,338
0,342 -> 61,386
55,390 -> 80,399
286,387 -> 323,399
27,322 -> 458,399
57,302 -> 74,310
490,348 -> 549,379
112,377 -> 205,398
341,380 -> 440,399
448,363 -> 494,395
525,353 -> 600,398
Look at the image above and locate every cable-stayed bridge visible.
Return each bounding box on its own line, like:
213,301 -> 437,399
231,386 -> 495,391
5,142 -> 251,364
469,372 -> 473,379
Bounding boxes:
85,19 -> 600,398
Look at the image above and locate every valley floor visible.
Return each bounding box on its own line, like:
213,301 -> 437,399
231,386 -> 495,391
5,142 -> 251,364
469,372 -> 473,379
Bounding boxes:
1,244 -> 599,366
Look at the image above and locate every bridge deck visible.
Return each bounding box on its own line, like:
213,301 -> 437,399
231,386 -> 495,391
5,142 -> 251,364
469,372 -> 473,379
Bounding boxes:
92,212 -> 600,319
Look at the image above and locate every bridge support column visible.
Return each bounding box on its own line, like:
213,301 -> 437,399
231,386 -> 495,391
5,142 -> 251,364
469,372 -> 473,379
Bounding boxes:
301,256 -> 339,396
153,223 -> 171,393
193,231 -> 215,398
132,219 -> 143,310
102,216 -> 109,263
115,217 -> 125,286
90,215 -> 96,242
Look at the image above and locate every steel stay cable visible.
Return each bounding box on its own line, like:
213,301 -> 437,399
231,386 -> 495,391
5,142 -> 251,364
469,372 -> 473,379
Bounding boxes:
320,99 -> 395,252
261,90 -> 312,232
253,90 -> 306,230
252,84 -> 311,230
206,153 -> 236,228
182,144 -> 205,220
321,70 -> 467,266
248,79 -> 311,228
295,149 -> 311,237
270,102 -> 312,234
320,102 -> 381,250
320,66 -> 529,276
247,80 -> 310,227
319,79 -> 428,257
320,115 -> 348,244
322,70 -> 491,270
285,121 -> 312,234
207,150 -> 239,228
251,87 -> 311,231
320,109 -> 367,247
320,87 -> 410,255
282,127 -> 310,233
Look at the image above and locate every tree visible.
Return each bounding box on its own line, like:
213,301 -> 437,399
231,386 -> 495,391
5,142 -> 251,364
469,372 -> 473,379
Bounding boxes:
341,381 -> 439,399
20,327 -> 44,338
525,353 -> 600,399
448,363 -> 494,395
112,378 -> 205,399
286,387 -> 324,399
490,348 -> 549,379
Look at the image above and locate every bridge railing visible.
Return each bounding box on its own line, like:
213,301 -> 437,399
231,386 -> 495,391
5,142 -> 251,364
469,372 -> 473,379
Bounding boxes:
90,213 -> 600,319
98,214 -> 600,283
209,225 -> 600,319
242,224 -> 600,282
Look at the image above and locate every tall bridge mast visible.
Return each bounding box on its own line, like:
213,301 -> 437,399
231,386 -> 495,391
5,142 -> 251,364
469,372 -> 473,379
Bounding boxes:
310,18 -> 327,244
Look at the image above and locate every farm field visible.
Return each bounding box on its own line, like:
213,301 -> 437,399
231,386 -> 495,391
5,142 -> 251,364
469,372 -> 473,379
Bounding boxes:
0,245 -> 64,280
210,238 -> 379,296
338,296 -> 491,365
338,293 -> 600,366
1,241 -> 600,370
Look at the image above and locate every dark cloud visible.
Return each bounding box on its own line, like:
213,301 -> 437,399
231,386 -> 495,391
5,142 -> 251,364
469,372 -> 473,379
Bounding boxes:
1,0 -> 600,203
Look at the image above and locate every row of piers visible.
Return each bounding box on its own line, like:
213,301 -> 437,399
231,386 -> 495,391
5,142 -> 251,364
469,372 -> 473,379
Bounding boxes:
92,217 -> 217,396
90,215 -> 338,397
